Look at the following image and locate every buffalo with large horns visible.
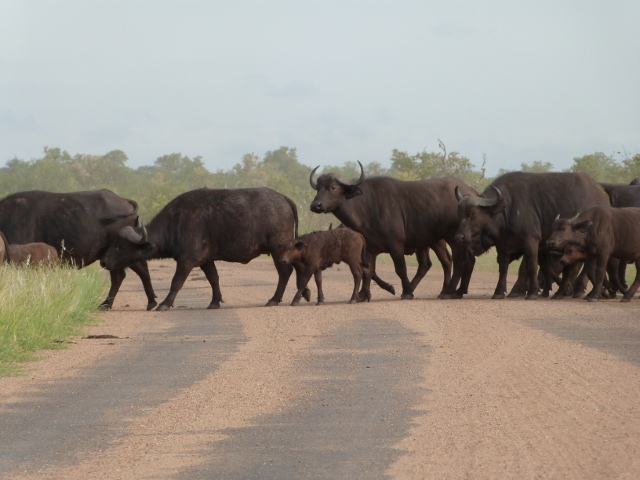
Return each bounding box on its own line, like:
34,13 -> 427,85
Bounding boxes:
455,171 -> 610,299
310,162 -> 476,300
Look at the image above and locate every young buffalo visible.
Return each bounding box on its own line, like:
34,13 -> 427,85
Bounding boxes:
8,242 -> 59,266
547,206 -> 640,302
281,227 -> 371,305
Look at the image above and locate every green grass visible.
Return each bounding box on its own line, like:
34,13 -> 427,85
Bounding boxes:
0,263 -> 108,376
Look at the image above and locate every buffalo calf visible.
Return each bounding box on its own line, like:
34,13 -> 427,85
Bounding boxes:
8,242 -> 59,266
547,206 -> 640,302
281,227 -> 371,305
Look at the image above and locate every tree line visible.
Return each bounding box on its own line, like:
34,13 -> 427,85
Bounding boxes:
1,144 -> 638,234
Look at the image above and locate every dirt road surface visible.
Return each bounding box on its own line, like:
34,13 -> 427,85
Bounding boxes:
1,258 -> 639,479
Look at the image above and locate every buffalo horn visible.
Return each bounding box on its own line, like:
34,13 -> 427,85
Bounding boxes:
309,166 -> 320,190
119,225 -> 147,245
567,213 -> 580,224
471,185 -> 502,207
354,160 -> 365,186
455,185 -> 463,202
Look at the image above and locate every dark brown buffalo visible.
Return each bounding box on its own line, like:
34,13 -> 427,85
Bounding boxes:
310,162 -> 476,300
455,171 -> 610,299
280,226 -> 370,305
100,187 -> 304,311
0,189 -> 157,309
547,206 -> 640,302
6,242 -> 59,265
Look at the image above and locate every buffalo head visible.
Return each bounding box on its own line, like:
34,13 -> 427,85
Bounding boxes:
100,224 -> 153,271
454,185 -> 506,255
309,161 -> 366,213
546,213 -> 592,252
559,244 -> 588,266
280,239 -> 307,265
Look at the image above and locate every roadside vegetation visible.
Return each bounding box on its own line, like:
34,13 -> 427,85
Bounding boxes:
0,263 -> 108,376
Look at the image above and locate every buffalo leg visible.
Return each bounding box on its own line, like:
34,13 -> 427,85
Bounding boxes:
586,254 -> 609,302
443,245 -> 474,299
313,269 -> 325,305
99,268 -> 127,310
365,254 -> 396,296
431,241 -> 452,296
157,262 -> 193,311
621,259 -> 640,302
409,248 -> 433,291
291,266 -> 315,305
129,260 -> 158,310
200,262 -> 223,309
508,261 -> 528,298
493,250 -> 511,299
522,240 -> 541,299
389,247 -> 414,299
267,258 -> 295,306
347,262 -> 363,304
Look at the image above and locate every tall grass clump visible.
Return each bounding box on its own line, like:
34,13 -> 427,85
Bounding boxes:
0,263 -> 108,376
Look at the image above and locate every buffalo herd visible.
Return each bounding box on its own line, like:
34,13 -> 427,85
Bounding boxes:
2,166 -> 640,310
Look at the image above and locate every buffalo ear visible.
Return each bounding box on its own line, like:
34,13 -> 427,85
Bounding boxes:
573,220 -> 593,233
344,186 -> 363,199
489,197 -> 507,216
294,240 -> 305,250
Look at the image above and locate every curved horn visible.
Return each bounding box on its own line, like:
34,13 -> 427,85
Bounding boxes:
140,222 -> 148,243
567,213 -> 580,224
309,166 -> 320,190
119,225 -> 146,245
472,185 -> 502,207
354,160 -> 365,186
455,185 -> 463,202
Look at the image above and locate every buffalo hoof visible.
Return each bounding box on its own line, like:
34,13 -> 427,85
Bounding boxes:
315,301 -> 325,306
265,300 -> 280,307
98,303 -> 112,311
540,290 -> 550,298
551,293 -> 565,300
357,291 -> 371,302
156,304 -> 171,311
290,300 -> 300,306
302,287 -> 311,303
621,297 -> 631,303
586,296 -> 599,303
491,293 -> 506,300
146,301 -> 158,311
207,303 -> 221,310
572,291 -> 586,298
400,293 -> 414,300
524,294 -> 539,300
507,291 -> 526,298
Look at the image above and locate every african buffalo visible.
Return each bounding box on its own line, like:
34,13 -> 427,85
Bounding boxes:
0,189 -> 157,309
310,162 -> 476,300
280,226 -> 370,305
100,187 -> 305,311
6,242 -> 59,265
547,206 -> 640,302
455,171 -> 610,299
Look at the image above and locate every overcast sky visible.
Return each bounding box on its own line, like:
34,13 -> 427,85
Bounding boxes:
1,0 -> 638,176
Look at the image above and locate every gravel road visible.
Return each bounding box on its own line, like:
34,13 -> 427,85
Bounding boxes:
1,258 -> 639,479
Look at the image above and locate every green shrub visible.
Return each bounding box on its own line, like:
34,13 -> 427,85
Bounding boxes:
0,263 -> 108,376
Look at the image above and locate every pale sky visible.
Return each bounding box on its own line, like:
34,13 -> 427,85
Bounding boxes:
1,0 -> 638,176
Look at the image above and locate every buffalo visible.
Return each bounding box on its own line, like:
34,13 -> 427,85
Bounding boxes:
455,171 -> 610,299
280,226 -> 371,305
100,187 -> 305,311
0,189 -> 157,309
547,206 -> 640,302
310,162 -> 476,300
6,242 -> 59,266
